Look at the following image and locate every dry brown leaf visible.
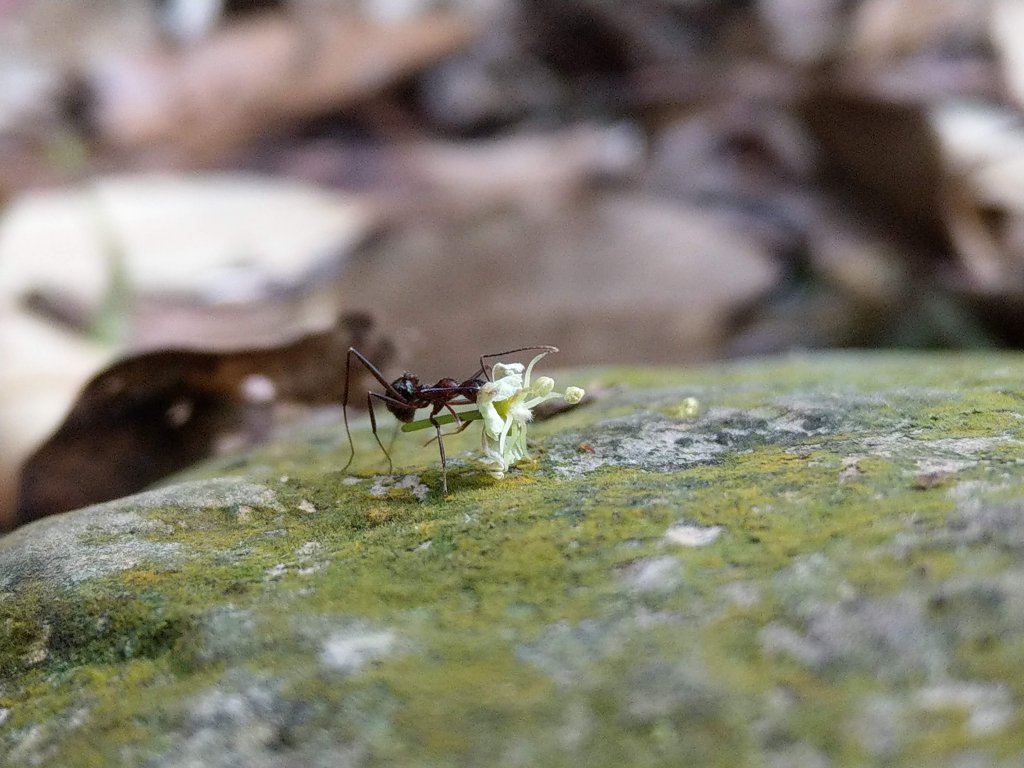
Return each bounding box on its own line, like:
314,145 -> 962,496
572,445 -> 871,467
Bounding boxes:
838,0 -> 997,102
0,173 -> 379,347
89,11 -> 477,164
391,124 -> 643,213
0,308 -> 113,529
800,94 -> 948,239
337,190 -> 778,376
992,0 -> 1024,107
932,101 -> 1024,289
758,0 -> 851,64
847,0 -> 991,62
281,124 -> 643,213
12,313 -> 391,529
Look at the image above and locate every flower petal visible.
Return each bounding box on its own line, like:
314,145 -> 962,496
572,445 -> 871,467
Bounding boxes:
491,362 -> 525,381
478,374 -> 522,405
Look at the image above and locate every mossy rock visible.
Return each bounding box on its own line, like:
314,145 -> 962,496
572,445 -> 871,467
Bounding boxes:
3,353 -> 1024,767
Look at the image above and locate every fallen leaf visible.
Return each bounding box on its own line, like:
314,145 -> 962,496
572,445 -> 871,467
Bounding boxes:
89,11 -> 476,164
847,0 -> 989,62
13,313 -> 391,529
0,307 -> 112,529
337,189 -> 778,376
277,124 -> 642,213
0,173 -> 379,347
992,0 -> 1024,108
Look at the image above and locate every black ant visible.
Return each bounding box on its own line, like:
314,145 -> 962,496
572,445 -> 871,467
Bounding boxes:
342,346 -> 558,495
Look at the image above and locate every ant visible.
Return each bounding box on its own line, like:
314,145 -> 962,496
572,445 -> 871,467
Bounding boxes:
342,345 -> 558,495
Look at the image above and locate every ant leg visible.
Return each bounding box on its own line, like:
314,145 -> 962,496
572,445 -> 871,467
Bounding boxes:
367,392 -> 395,475
385,420 -> 401,459
422,417 -> 476,448
422,402 -> 474,446
439,401 -> 470,437
430,414 -> 448,495
342,350 -> 358,471
447,419 -> 476,436
337,348 -> 397,475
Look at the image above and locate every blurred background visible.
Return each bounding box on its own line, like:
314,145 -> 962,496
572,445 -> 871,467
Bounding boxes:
3,0 -> 1024,524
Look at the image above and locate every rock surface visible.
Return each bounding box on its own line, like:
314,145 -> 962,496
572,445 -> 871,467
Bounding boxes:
3,353 -> 1024,766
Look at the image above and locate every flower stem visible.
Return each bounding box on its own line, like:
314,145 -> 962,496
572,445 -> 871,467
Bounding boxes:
400,409 -> 483,432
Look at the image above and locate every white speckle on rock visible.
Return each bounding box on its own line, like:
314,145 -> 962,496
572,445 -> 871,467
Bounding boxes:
914,682 -> 1013,737
295,541 -> 321,557
720,581 -> 761,608
621,556 -> 682,593
858,434 -> 1021,466
0,707 -> 10,727
297,499 -> 316,514
235,506 -> 255,523
914,461 -> 962,476
120,478 -> 284,513
665,523 -> 722,547
839,456 -> 864,484
264,564 -> 287,580
765,743 -> 831,768
341,476 -> 362,485
6,724 -> 45,765
409,480 -> 430,502
160,672 -> 368,767
320,630 -> 397,674
22,622 -> 51,665
759,622 -> 828,668
294,541 -> 326,575
0,509 -> 181,590
369,474 -> 429,501
550,414 -> 730,477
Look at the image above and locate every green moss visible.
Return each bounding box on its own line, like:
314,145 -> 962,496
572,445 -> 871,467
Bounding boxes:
6,353 -> 1024,765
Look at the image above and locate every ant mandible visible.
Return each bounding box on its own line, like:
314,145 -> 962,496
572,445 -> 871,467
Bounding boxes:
342,345 -> 558,495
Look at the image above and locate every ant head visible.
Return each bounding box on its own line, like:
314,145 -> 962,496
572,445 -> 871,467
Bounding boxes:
391,374 -> 418,401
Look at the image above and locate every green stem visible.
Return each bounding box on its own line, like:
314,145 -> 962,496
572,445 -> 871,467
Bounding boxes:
401,409 -> 483,432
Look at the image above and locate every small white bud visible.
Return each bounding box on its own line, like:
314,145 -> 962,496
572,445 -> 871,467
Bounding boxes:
564,387 -> 585,404
532,376 -> 555,396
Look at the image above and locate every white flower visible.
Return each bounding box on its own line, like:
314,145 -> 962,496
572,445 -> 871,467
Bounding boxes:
476,351 -> 585,477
